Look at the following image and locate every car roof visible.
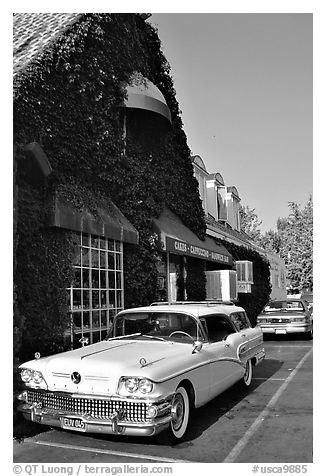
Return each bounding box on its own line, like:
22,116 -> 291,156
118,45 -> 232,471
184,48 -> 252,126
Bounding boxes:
119,302 -> 245,318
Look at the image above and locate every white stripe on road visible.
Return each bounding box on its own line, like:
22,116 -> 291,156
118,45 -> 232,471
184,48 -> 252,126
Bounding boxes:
32,440 -> 193,463
223,346 -> 313,463
253,378 -> 286,381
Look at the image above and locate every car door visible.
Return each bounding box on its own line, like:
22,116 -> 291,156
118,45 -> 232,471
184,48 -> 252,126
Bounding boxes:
230,311 -> 264,363
200,314 -> 245,400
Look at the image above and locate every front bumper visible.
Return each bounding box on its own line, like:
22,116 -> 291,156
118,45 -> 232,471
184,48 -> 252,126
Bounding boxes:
17,390 -> 173,437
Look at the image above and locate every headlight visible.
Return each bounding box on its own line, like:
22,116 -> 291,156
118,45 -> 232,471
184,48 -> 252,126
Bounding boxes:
139,378 -> 153,394
124,377 -> 139,393
21,369 -> 32,383
121,377 -> 154,394
32,370 -> 44,384
20,368 -> 45,385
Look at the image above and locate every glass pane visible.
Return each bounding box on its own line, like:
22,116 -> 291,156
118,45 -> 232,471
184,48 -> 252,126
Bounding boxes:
82,269 -> 90,288
91,236 -> 100,249
109,271 -> 115,289
92,310 -> 100,328
91,270 -> 99,288
92,331 -> 101,344
100,238 -> 107,250
108,239 -> 114,251
108,253 -> 114,269
116,253 -> 122,270
72,290 -> 82,310
101,310 -> 108,328
109,290 -> 116,307
82,248 -> 89,267
100,251 -> 107,269
116,291 -> 122,308
100,290 -> 108,307
73,312 -> 82,329
116,272 -> 122,289
83,312 -> 90,330
92,290 -> 100,309
100,270 -> 107,289
90,250 -> 99,269
83,291 -> 90,309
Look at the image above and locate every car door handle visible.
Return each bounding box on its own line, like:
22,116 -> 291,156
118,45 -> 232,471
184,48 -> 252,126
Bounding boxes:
241,334 -> 246,338
224,343 -> 230,348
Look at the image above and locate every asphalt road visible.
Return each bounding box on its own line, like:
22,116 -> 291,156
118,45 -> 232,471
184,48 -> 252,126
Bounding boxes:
13,338 -> 313,464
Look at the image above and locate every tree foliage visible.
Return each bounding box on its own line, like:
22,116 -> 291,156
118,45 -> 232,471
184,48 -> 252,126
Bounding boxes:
276,197 -> 313,291
240,197 -> 313,292
239,205 -> 262,241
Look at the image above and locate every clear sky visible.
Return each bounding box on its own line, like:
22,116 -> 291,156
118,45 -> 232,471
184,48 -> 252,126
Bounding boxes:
150,13 -> 313,232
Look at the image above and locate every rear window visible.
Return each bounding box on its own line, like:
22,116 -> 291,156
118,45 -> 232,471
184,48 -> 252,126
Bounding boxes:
264,300 -> 304,311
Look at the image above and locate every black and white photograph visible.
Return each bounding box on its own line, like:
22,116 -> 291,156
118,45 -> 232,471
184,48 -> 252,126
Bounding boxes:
10,2 -> 320,474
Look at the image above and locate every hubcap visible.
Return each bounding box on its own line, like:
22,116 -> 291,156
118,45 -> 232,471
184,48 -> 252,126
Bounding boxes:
171,393 -> 184,430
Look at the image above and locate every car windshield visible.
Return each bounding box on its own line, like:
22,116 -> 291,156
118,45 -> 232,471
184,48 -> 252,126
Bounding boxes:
110,312 -> 203,342
264,300 -> 304,311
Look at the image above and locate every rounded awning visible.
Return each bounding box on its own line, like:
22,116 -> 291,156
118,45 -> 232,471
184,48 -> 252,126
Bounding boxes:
120,72 -> 171,124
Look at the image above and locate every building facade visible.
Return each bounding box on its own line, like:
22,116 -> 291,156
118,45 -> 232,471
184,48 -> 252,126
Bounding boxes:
192,154 -> 286,302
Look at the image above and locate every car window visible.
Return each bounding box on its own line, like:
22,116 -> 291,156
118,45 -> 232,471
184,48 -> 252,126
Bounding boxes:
113,312 -> 203,341
264,300 -> 304,311
230,312 -> 251,331
202,314 -> 236,343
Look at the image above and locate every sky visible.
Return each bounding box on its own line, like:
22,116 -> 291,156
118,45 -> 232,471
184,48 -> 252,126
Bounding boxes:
149,13 -> 313,232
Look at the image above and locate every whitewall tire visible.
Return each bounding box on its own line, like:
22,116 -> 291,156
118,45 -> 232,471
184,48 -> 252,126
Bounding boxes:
167,386 -> 190,443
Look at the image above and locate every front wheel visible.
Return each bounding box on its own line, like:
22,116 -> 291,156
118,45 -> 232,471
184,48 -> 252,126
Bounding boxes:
165,386 -> 190,444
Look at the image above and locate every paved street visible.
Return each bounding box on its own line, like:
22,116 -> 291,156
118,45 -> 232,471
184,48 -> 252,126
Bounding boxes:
13,338 -> 313,464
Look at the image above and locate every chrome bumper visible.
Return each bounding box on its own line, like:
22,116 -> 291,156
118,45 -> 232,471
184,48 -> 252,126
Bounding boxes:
17,392 -> 173,437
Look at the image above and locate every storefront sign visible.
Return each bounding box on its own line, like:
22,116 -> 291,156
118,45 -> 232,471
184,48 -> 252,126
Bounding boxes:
166,236 -> 231,265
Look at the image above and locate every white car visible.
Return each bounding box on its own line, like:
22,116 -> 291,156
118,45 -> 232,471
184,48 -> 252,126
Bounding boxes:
17,301 -> 265,443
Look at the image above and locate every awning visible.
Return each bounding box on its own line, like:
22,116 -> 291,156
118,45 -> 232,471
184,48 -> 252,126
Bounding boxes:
119,72 -> 171,124
48,194 -> 139,245
153,208 -> 233,266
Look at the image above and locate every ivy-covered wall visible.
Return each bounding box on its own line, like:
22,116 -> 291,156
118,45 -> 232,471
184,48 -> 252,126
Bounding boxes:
13,13 -> 206,361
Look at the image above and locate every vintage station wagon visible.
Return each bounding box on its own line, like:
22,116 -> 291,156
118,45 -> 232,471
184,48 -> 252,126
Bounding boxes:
17,301 -> 265,443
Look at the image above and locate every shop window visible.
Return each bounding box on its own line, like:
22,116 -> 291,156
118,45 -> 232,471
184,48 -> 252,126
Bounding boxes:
68,232 -> 124,347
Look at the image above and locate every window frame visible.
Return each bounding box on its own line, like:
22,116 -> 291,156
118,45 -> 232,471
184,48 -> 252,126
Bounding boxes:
68,232 -> 124,347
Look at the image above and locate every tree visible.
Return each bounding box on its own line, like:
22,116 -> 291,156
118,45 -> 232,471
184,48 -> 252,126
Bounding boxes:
240,205 -> 262,241
276,197 -> 313,291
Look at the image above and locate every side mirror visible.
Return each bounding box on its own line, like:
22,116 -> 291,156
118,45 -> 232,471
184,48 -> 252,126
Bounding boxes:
192,341 -> 203,354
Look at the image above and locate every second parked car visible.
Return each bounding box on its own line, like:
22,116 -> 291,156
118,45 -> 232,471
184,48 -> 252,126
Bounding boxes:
257,298 -> 313,339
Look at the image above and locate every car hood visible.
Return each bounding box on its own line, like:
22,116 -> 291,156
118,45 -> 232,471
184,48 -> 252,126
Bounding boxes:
20,339 -> 195,395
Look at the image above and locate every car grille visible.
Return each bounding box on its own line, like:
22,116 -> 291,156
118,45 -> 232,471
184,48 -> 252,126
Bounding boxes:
25,390 -> 150,422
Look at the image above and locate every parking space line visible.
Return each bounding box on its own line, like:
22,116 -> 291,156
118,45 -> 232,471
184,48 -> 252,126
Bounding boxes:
253,378 -> 286,381
223,347 -> 313,463
32,440 -> 193,463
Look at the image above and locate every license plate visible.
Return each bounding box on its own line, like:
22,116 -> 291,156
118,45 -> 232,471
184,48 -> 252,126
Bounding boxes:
275,329 -> 286,334
61,417 -> 86,432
